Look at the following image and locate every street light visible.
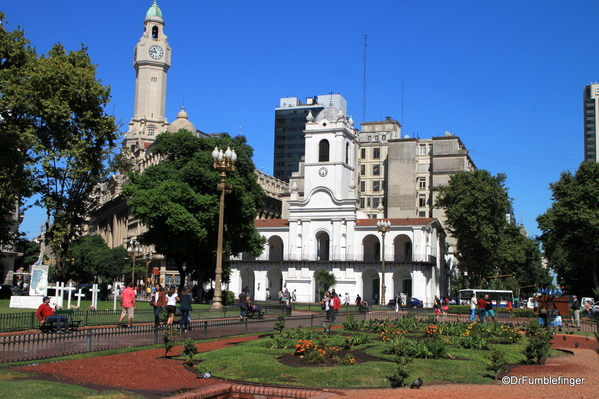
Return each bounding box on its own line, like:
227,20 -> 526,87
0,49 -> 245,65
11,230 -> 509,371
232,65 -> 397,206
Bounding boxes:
126,238 -> 142,287
210,146 -> 237,310
376,219 -> 391,307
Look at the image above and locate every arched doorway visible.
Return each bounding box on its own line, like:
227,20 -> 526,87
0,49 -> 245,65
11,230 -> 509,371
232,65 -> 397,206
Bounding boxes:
361,268 -> 379,305
266,267 -> 283,301
268,236 -> 284,261
362,234 -> 380,261
394,234 -> 412,262
239,267 -> 255,299
316,231 -> 330,261
393,268 -> 412,299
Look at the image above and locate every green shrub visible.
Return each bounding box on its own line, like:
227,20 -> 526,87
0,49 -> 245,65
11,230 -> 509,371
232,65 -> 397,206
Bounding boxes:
343,313 -> 359,330
458,335 -> 491,350
162,329 -> 180,358
486,349 -> 509,380
523,330 -> 552,364
181,337 -> 198,366
388,355 -> 413,388
394,313 -> 420,331
383,335 -> 447,359
222,290 -> 236,306
274,314 -> 286,333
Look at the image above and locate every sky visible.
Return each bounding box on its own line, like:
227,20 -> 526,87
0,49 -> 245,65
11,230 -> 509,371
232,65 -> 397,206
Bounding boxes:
3,1 -> 597,240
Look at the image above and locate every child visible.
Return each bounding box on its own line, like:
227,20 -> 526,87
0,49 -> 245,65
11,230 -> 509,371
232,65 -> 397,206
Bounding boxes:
434,307 -> 441,321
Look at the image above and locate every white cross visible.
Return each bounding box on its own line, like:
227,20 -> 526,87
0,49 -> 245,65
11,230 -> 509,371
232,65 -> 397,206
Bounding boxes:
64,283 -> 76,309
89,284 -> 101,309
74,289 -> 85,308
52,282 -> 65,308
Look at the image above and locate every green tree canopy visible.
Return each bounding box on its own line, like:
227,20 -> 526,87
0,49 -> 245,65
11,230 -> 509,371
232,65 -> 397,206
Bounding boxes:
65,235 -> 128,284
537,161 -> 599,297
0,13 -> 119,276
0,12 -> 37,245
122,130 -> 266,289
436,169 -> 549,291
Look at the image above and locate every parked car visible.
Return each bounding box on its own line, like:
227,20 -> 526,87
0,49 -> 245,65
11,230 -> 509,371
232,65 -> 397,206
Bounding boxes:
406,297 -> 423,308
592,302 -> 599,315
0,284 -> 14,299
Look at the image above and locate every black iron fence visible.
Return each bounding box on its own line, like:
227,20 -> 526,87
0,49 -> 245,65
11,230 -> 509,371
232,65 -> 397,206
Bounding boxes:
0,312 -> 332,364
0,303 -> 290,333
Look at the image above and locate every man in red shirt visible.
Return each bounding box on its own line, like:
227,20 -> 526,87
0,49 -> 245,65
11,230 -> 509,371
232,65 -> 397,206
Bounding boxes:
117,282 -> 137,328
36,296 -> 69,333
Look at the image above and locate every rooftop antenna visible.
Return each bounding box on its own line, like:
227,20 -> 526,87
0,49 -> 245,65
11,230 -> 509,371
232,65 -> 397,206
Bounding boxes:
362,34 -> 370,122
401,80 -> 404,127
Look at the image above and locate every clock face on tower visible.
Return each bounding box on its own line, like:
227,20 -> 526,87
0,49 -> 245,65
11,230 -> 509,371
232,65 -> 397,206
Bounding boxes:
318,167 -> 328,177
148,45 -> 163,59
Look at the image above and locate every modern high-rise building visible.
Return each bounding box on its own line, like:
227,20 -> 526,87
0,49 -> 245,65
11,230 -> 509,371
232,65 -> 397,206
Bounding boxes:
273,94 -> 346,181
584,83 -> 599,162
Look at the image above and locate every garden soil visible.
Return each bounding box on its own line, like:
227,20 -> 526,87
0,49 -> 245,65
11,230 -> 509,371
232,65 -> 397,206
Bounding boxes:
12,333 -> 599,399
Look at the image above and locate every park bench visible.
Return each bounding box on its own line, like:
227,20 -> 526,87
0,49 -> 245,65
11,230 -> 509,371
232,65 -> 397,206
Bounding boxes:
40,309 -> 82,333
247,306 -> 264,318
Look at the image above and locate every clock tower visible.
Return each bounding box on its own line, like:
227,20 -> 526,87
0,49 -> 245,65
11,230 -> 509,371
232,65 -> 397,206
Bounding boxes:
124,0 -> 171,158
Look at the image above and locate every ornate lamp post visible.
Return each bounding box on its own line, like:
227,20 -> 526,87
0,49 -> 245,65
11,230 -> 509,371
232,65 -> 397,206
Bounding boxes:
210,146 -> 237,310
377,219 -> 391,307
126,238 -> 142,287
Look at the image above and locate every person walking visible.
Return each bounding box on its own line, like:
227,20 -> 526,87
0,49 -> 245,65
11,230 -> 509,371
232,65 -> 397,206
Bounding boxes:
344,293 -> 350,306
469,293 -> 477,322
165,286 -> 178,325
476,295 -> 487,322
571,295 -> 581,328
117,283 -> 136,328
329,291 -> 341,324
238,288 -> 249,320
151,284 -> 167,327
178,287 -> 193,331
36,296 -> 70,333
484,294 -> 495,322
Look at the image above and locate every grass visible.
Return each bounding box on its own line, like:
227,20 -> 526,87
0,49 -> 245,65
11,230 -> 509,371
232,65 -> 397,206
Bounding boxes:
194,325 -> 566,389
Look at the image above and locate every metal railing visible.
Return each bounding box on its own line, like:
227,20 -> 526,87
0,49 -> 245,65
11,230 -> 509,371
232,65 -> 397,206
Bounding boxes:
0,312 -> 333,364
0,303 -> 289,333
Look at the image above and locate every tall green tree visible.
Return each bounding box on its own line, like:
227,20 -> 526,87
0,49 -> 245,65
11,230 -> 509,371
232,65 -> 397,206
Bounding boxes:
123,130 -> 266,290
537,161 -> 599,297
65,235 -> 128,284
435,169 -> 548,290
0,13 -> 119,275
0,12 -> 36,245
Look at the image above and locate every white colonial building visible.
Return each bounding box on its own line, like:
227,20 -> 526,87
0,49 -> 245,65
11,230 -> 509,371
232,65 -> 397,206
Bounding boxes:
229,101 -> 446,307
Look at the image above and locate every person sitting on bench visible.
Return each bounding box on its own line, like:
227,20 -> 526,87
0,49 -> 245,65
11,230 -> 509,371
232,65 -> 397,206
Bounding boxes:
36,296 -> 70,333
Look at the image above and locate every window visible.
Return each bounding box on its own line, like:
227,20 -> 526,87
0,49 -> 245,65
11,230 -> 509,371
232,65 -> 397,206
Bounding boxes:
419,195 -> 426,207
382,134 -> 386,140
152,26 -> 159,39
419,211 -> 426,217
360,164 -> 365,175
419,144 -> 427,155
375,135 -> 379,141
372,198 -> 380,208
419,177 -> 426,190
373,181 -> 380,192
367,198 -> 371,207
318,139 -> 329,162
373,148 -> 380,159
360,198 -> 365,208
346,142 -> 350,164
360,181 -> 365,192
148,128 -> 155,136
373,164 -> 380,176
361,148 -> 366,159
368,135 -> 372,141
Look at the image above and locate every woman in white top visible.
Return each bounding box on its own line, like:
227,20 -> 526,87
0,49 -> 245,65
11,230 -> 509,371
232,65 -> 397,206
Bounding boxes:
165,287 -> 179,325
469,293 -> 477,322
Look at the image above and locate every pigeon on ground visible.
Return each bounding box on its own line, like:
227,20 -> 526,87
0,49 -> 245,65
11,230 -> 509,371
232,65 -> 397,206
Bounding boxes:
563,335 -> 567,341
198,372 -> 212,379
586,336 -> 589,341
575,342 -> 579,348
410,377 -> 423,389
